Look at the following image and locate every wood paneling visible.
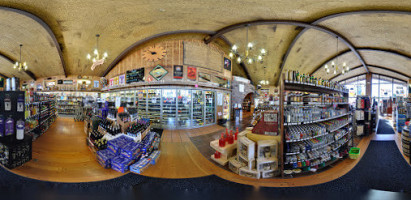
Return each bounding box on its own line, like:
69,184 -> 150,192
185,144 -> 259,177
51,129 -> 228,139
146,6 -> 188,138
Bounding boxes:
183,40 -> 224,73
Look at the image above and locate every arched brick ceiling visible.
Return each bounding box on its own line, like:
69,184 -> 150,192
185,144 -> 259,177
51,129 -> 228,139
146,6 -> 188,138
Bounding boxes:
0,8 -> 64,80
0,0 -> 410,83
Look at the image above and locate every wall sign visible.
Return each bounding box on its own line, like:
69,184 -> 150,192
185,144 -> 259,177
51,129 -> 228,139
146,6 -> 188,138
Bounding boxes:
57,80 -> 63,84
119,74 -> 126,85
187,66 -> 197,81
173,65 -> 183,79
224,57 -> 231,71
63,80 -> 73,85
149,65 -> 168,81
198,72 -> 211,82
126,68 -> 145,83
114,76 -> 119,86
239,84 -> 244,93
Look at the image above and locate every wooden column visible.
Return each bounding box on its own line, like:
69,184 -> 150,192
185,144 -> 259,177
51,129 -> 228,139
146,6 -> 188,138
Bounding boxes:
366,73 -> 372,97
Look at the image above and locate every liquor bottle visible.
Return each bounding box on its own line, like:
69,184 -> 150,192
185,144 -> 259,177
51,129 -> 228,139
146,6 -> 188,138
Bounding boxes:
227,130 -> 234,144
5,116 -> 14,136
16,119 -> 25,140
0,115 -> 4,137
17,94 -> 24,112
218,132 -> 226,147
4,94 -> 11,111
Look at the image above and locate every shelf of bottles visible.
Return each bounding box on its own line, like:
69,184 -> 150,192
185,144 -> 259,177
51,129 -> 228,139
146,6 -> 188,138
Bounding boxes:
161,89 -> 177,127
147,89 -> 162,126
137,90 -> 147,118
133,88 -> 218,129
178,90 -> 191,128
205,91 -> 215,124
192,90 -> 205,127
281,71 -> 352,176
25,92 -> 57,139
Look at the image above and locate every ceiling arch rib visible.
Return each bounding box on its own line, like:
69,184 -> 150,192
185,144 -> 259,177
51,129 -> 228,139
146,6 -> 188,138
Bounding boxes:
330,64 -> 411,81
204,19 -> 368,86
0,6 -> 66,78
277,10 -> 411,85
312,48 -> 411,78
338,73 -> 408,83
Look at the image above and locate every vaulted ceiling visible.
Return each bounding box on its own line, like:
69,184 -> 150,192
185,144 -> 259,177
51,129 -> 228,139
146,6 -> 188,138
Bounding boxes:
0,0 -> 410,85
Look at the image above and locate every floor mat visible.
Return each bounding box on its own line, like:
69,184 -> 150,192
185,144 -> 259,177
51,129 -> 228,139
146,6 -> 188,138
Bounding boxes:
260,141 -> 411,199
376,119 -> 395,135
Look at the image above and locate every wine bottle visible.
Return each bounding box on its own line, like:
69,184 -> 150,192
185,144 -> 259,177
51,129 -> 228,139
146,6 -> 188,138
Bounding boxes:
4,95 -> 11,111
0,115 -> 5,137
5,116 -> 14,136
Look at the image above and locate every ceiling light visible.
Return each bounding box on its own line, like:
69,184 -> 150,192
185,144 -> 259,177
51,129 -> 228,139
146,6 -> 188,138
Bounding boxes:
325,64 -> 328,69
229,52 -> 234,58
236,57 -> 241,63
232,45 -> 238,52
260,49 -> 266,55
326,68 -> 330,74
247,58 -> 253,64
229,26 -> 267,66
342,69 -> 345,74
13,44 -> 28,71
87,34 -> 108,71
257,55 -> 263,61
334,70 -> 336,75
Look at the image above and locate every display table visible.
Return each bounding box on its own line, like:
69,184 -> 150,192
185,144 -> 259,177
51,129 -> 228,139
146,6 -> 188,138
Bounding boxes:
210,139 -> 237,166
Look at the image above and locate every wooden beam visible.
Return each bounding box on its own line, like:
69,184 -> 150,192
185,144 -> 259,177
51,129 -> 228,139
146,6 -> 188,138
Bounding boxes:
203,19 -> 368,84
275,10 -> 411,85
330,64 -> 411,81
0,6 -> 67,77
337,73 -> 408,83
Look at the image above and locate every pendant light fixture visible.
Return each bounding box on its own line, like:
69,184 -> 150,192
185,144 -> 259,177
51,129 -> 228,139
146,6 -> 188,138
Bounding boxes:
229,25 -> 267,65
87,34 -> 108,71
325,36 -> 349,75
13,44 -> 28,71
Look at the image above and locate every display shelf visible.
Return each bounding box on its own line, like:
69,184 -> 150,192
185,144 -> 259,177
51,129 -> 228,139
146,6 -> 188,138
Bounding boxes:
329,122 -> 350,132
284,113 -> 350,126
285,132 -> 329,143
284,81 -> 348,94
285,141 -> 335,155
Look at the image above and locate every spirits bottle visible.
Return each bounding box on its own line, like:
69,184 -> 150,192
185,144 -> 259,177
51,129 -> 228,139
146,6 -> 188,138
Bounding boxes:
16,119 -> 25,140
4,94 -> 11,111
17,94 -> 24,112
5,116 -> 14,136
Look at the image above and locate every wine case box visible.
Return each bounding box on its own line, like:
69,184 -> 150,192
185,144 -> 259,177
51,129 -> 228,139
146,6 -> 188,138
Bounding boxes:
239,167 -> 260,179
238,153 -> 255,170
237,137 -> 255,161
257,140 -> 278,159
261,169 -> 281,178
228,156 -> 246,174
355,110 -> 364,120
256,158 -> 278,172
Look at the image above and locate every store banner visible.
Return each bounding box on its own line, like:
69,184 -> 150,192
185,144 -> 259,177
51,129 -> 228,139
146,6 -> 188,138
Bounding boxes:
114,76 -> 119,86
173,65 -> 183,79
109,78 -> 114,86
187,66 -> 197,81
119,74 -> 126,85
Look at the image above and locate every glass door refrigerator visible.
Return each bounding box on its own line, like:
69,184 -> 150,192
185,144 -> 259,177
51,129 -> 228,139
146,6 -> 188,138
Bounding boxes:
161,89 -> 177,128
177,89 -> 192,128
223,92 -> 230,120
137,90 -> 147,118
205,91 -> 216,124
147,89 -> 161,126
192,90 -> 204,126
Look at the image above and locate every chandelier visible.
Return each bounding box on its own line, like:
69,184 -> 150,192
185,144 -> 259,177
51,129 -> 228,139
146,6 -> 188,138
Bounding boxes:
325,36 -> 349,75
13,44 -> 28,71
87,34 -> 108,71
229,25 -> 267,65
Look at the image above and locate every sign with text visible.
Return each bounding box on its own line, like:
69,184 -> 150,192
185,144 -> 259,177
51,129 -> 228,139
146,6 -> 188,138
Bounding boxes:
173,65 -> 183,79
187,66 -> 197,81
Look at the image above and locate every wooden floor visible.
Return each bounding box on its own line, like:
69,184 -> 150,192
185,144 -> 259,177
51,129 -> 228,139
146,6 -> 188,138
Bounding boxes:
11,117 -> 124,182
7,116 -> 396,187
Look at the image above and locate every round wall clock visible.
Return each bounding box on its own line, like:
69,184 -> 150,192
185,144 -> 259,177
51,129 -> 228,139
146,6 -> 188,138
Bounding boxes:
142,46 -> 167,62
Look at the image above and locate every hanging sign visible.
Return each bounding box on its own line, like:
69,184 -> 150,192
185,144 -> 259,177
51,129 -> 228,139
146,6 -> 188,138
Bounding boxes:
149,65 -> 168,81
94,80 -> 99,88
224,57 -> 231,71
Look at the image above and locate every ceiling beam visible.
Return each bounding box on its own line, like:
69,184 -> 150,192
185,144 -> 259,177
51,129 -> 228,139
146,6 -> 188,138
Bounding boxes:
328,65 -> 363,80
337,72 -> 408,83
331,64 -> 411,81
275,10 -> 411,86
312,47 -> 411,76
0,6 -> 67,77
102,30 -> 221,77
203,19 -> 368,85
0,51 -> 36,80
